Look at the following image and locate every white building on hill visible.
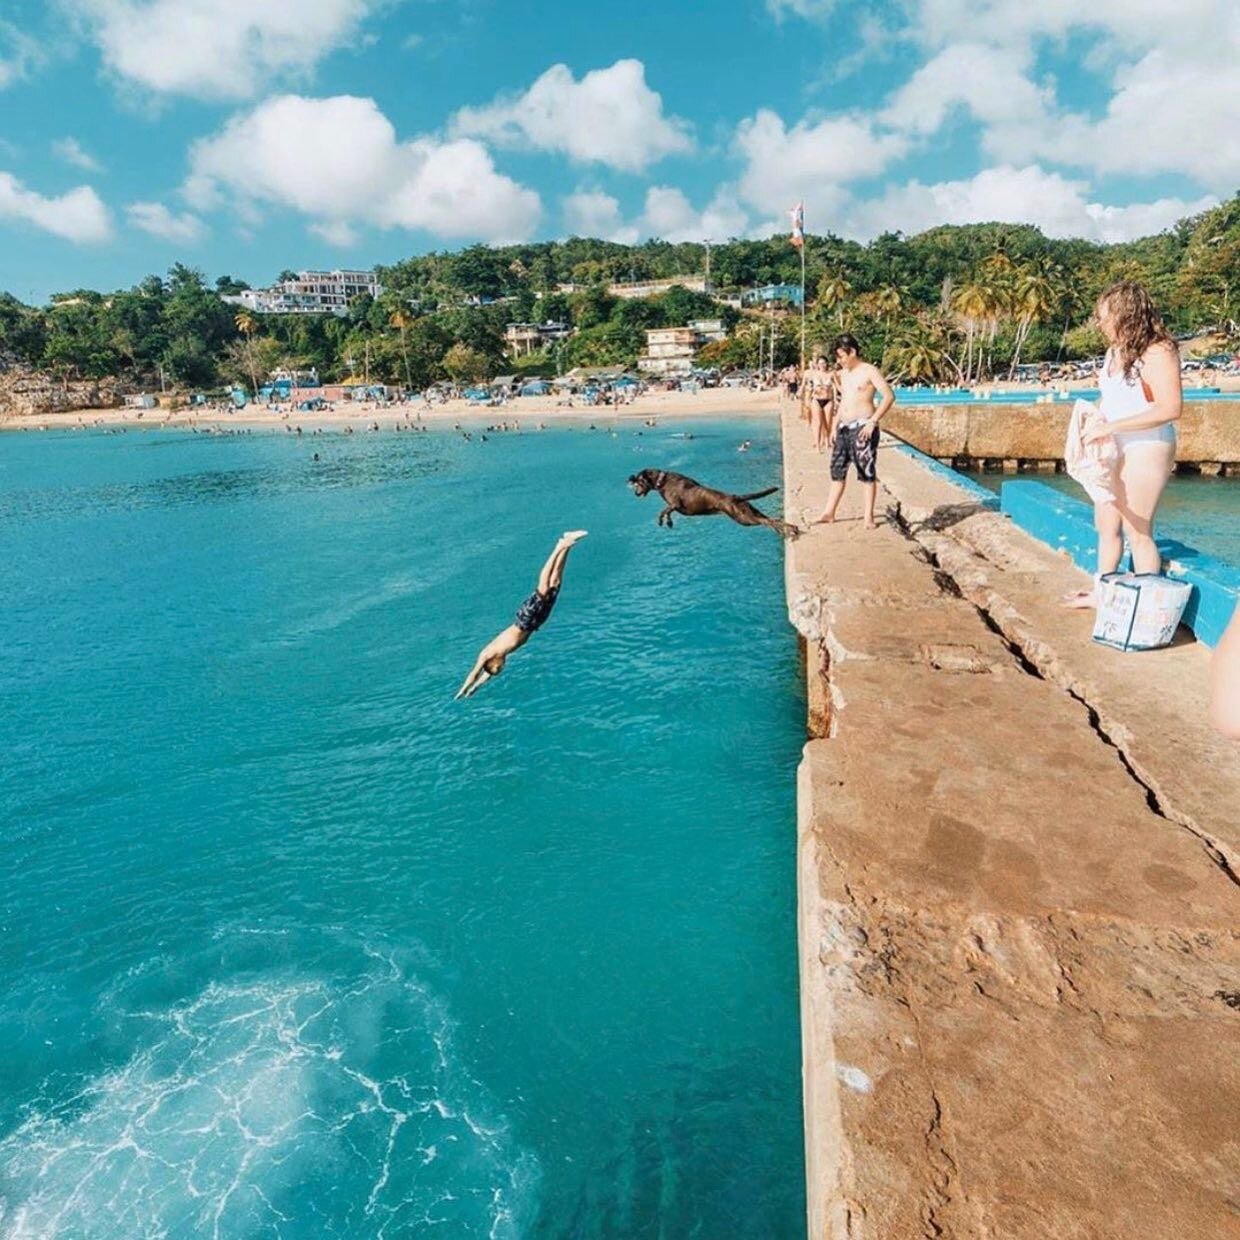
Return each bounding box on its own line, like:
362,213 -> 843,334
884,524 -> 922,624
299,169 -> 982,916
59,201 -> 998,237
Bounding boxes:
224,270 -> 383,316
638,319 -> 726,376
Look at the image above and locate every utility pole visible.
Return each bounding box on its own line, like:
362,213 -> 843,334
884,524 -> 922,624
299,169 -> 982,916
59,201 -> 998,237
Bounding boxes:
704,240 -> 712,293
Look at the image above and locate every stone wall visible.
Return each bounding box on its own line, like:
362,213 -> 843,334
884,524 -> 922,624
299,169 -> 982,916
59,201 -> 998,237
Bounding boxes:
884,401 -> 1240,468
0,366 -> 125,419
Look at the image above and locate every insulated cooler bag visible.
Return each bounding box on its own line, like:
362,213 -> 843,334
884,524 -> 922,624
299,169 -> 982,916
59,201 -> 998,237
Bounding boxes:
1092,572 -> 1192,651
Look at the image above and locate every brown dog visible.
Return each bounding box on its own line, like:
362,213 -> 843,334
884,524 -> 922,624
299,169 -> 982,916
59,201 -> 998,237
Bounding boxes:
628,468 -> 799,538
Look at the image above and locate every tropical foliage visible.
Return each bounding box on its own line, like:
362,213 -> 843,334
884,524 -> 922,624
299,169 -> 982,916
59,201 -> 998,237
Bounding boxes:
0,196 -> 1235,391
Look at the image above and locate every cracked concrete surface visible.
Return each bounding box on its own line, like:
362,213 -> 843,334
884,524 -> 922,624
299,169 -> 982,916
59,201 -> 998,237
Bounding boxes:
782,406 -> 1240,1239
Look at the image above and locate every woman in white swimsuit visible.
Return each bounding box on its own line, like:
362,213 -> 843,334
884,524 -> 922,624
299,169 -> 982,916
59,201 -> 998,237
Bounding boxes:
1064,280 -> 1181,608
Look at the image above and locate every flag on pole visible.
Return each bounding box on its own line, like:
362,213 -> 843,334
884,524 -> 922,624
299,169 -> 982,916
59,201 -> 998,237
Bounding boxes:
789,202 -> 804,249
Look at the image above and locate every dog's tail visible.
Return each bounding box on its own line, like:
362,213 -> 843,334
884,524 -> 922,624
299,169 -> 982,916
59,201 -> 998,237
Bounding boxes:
739,486 -> 779,501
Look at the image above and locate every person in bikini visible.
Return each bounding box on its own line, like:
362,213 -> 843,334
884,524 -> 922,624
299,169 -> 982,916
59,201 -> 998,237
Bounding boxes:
456,531 -> 588,699
801,355 -> 835,452
811,334 -> 895,529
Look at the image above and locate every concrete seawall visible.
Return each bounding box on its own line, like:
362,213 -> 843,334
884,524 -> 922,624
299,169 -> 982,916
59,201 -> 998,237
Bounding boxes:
780,404 -> 1240,1238
883,401 -> 1240,472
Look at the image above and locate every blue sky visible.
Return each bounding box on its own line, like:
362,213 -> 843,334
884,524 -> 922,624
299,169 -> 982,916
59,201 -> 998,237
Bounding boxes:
1,0 -> 1236,302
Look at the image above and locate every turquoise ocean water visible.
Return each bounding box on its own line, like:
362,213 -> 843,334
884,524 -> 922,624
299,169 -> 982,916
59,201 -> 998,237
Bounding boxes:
0,419 -> 806,1237
966,471 -> 1240,563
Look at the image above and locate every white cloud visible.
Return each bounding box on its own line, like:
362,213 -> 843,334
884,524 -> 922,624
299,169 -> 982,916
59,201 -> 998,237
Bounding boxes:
1033,49 -> 1240,191
885,2 -> 1240,189
127,200 -> 205,242
52,137 -> 103,172
187,94 -> 541,244
561,185 -> 749,244
766,0 -> 836,18
0,171 -> 112,242
880,44 -> 1049,141
0,20 -> 43,88
309,219 -> 358,246
562,190 -> 638,243
68,0 -> 377,99
640,186 -> 748,243
844,165 -> 1215,243
908,0 -> 1226,54
451,59 -> 693,172
734,108 -> 908,215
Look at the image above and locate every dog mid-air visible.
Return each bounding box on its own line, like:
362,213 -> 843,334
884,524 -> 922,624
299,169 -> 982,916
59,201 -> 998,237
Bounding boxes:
628,468 -> 799,538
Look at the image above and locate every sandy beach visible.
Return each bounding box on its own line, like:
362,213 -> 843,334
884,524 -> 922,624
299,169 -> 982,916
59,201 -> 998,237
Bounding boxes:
0,385 -> 784,433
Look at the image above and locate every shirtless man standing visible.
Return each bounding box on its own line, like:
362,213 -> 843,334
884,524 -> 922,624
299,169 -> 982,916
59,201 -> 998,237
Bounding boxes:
811,334 -> 895,529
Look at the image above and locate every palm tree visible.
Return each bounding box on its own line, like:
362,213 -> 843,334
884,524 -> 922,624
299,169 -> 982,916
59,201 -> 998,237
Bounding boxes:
234,309 -> 261,396
874,284 -> 904,321
1007,264 -> 1058,376
952,283 -> 988,382
978,280 -> 1006,381
817,271 -> 853,326
389,308 -> 415,396
887,334 -> 947,384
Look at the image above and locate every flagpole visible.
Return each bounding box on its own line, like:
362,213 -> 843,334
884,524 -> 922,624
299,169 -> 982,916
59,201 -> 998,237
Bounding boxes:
800,222 -> 807,373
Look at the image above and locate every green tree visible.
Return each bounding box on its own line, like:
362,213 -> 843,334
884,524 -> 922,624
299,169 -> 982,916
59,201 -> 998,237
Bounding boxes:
441,342 -> 492,382
817,271 -> 853,326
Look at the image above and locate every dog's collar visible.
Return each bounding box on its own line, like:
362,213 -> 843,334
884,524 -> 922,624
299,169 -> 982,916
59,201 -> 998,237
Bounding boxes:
653,469 -> 668,488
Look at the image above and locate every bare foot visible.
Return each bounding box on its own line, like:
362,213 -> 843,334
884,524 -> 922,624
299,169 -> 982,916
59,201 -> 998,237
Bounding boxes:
561,530 -> 589,544
1059,589 -> 1096,610
865,519 -> 879,529
811,511 -> 836,526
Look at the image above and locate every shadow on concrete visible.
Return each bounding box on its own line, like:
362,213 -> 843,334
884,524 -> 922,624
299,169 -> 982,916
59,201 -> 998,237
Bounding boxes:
904,501 -> 988,536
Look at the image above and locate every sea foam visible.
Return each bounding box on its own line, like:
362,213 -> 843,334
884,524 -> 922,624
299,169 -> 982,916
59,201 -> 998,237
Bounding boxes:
0,929 -> 539,1238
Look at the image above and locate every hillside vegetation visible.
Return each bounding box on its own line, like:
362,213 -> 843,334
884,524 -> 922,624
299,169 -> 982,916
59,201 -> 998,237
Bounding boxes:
1,195 -> 1235,389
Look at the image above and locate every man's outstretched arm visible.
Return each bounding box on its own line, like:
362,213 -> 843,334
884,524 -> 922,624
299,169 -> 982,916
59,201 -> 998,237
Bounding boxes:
455,653 -> 491,700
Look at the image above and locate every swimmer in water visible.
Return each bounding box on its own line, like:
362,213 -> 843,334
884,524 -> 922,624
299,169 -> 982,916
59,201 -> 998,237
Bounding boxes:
455,531 -> 588,699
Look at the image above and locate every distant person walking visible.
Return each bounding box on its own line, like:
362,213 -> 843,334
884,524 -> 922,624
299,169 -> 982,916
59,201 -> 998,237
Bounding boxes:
810,335 -> 894,529
1063,280 -> 1181,608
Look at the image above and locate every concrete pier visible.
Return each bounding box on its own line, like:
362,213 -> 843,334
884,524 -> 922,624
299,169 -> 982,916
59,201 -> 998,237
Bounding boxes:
882,400 -> 1240,473
781,404 -> 1240,1239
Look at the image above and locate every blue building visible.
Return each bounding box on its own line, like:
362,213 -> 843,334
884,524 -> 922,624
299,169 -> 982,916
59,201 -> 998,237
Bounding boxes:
742,283 -> 804,308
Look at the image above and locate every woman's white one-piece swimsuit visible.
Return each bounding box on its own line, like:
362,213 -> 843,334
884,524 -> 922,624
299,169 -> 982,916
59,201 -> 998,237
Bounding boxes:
1098,349 -> 1176,451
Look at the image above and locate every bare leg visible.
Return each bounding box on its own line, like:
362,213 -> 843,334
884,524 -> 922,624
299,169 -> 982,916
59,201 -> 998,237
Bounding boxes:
1062,500 -> 1122,608
1095,500 -> 1125,577
809,401 -> 826,452
812,480 -> 846,524
861,482 -> 878,528
537,530 -> 588,593
1117,441 -> 1175,574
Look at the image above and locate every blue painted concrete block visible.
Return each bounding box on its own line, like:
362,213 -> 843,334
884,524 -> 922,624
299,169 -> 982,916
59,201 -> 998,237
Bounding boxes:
1000,481 -> 1239,647
892,444 -> 999,509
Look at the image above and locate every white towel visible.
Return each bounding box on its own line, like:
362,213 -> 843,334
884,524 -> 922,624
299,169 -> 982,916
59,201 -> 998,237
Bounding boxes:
1064,399 -> 1119,505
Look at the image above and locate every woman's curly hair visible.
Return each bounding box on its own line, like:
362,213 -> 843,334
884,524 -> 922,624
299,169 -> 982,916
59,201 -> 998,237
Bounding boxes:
1096,280 -> 1174,379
